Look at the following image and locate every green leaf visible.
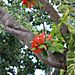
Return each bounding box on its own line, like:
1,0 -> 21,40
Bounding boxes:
68,24 -> 75,34
22,4 -> 27,9
31,48 -> 36,51
48,42 -> 64,53
44,40 -> 52,46
39,45 -> 46,49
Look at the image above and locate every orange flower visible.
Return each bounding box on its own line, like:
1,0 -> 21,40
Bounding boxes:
31,33 -> 45,54
39,33 -> 45,44
27,0 -> 36,8
46,34 -> 52,40
22,0 -> 28,5
31,33 -> 45,48
32,48 -> 43,54
31,33 -> 52,54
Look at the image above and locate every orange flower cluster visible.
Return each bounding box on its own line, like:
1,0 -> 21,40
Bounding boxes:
22,0 -> 36,8
31,33 -> 52,54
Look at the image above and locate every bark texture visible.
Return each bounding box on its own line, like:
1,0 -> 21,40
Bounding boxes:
0,8 -> 34,48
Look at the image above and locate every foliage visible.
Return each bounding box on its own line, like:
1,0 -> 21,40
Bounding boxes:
0,0 -> 49,74
57,2 -> 75,75
0,0 -> 75,75
0,27 -> 48,75
67,50 -> 75,75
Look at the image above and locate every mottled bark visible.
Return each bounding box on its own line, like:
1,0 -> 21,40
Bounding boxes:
39,0 -> 60,24
0,8 -> 34,48
39,0 -> 69,36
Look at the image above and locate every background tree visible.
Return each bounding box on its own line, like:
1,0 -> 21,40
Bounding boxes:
0,0 -> 75,75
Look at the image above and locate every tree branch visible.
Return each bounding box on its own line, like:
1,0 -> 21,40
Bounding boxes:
35,53 -> 66,69
39,0 -> 69,36
39,0 -> 60,24
0,8 -> 34,48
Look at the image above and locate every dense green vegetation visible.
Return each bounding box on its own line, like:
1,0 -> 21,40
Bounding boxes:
0,0 -> 75,75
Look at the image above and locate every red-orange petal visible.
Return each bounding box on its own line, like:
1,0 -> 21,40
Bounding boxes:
46,34 -> 52,40
32,48 -> 43,54
22,0 -> 28,5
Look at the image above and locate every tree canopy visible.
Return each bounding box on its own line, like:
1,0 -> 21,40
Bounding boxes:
0,0 -> 75,75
